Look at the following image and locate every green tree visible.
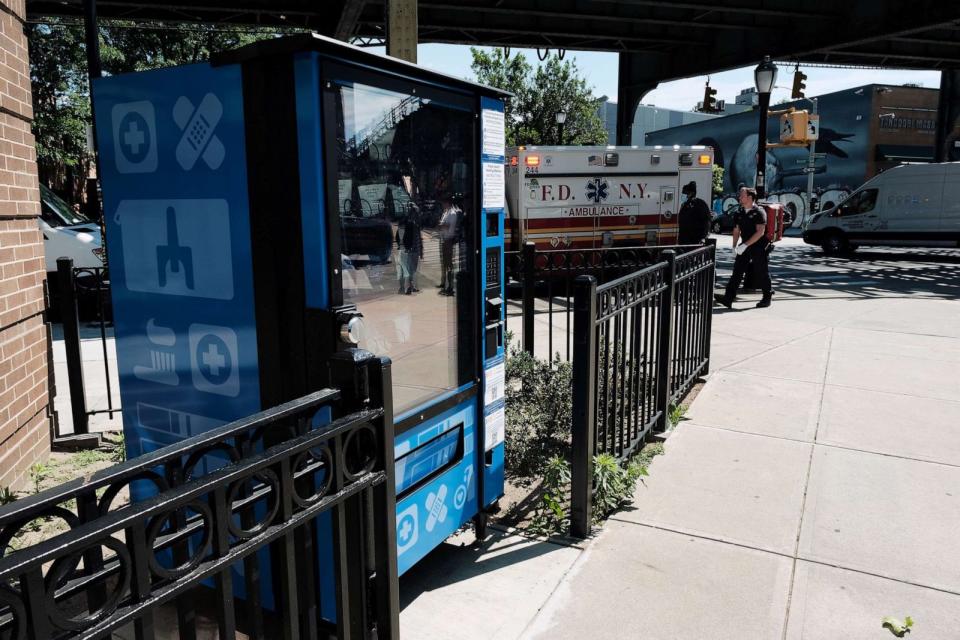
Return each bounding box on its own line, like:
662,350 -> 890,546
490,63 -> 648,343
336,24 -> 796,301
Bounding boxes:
27,20 -> 283,203
712,164 -> 725,197
28,22 -> 92,198
470,48 -> 607,146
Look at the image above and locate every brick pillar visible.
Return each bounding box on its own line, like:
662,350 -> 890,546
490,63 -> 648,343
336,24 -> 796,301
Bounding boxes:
0,0 -> 51,490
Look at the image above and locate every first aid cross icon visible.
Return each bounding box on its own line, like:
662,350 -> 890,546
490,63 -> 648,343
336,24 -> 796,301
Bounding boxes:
111,102 -> 157,173
189,325 -> 239,397
399,518 -> 413,543
196,334 -> 231,385
123,120 -> 146,155
201,342 -> 227,377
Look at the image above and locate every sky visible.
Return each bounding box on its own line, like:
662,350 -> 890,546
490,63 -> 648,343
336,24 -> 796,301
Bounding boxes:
401,44 -> 942,111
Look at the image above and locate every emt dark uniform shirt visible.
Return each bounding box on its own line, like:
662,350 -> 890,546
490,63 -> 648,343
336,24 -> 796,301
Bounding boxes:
734,205 -> 769,250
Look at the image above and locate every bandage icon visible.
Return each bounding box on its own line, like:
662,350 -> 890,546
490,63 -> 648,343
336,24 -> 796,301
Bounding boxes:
424,485 -> 449,532
173,93 -> 225,171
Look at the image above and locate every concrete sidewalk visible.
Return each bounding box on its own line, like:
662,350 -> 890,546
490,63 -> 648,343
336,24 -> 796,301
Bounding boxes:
50,322 -> 123,435
523,240 -> 960,639
403,240 -> 960,639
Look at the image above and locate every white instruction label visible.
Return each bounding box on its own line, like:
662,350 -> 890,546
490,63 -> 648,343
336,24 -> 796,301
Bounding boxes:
485,405 -> 505,451
482,109 -> 505,158
484,361 -> 505,406
482,163 -> 504,210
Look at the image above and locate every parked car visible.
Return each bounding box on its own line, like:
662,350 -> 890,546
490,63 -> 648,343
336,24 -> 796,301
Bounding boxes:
39,185 -> 104,271
341,214 -> 394,264
711,209 -> 737,234
39,185 -> 106,317
803,162 -> 960,255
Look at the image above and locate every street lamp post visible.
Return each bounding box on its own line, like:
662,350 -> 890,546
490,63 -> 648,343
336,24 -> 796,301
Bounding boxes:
753,56 -> 778,199
555,110 -> 567,145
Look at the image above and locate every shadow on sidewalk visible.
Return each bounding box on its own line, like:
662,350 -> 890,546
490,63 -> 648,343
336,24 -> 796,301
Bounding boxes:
399,528 -> 576,610
717,242 -> 960,301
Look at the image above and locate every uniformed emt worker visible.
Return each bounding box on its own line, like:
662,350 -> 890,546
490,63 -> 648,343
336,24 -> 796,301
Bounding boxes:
677,180 -> 712,246
714,187 -> 774,309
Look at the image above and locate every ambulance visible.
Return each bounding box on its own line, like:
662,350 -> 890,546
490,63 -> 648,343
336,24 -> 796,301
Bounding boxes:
505,145 -> 714,250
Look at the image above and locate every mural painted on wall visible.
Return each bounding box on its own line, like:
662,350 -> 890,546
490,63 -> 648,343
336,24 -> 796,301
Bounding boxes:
648,88 -> 874,228
648,89 -> 871,194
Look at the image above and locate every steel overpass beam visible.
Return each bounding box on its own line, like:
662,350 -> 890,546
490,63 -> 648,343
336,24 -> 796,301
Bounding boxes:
616,52 -> 662,145
386,0 -> 417,63
935,69 -> 960,162
335,0 -> 366,41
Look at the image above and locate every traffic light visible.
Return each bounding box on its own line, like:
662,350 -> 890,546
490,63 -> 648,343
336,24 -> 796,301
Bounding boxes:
703,83 -> 718,113
792,69 -> 807,99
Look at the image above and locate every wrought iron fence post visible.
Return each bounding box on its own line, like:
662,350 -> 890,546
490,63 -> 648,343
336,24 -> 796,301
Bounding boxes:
570,275 -> 597,539
522,241 -> 536,355
703,239 -> 717,375
655,251 -> 676,433
368,356 -> 400,640
328,347 -> 376,639
57,257 -> 88,435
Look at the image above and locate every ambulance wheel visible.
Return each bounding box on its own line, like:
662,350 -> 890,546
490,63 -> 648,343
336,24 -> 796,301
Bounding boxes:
473,512 -> 489,542
821,231 -> 848,256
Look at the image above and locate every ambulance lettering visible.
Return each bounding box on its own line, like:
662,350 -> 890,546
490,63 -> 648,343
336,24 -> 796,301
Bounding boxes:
540,184 -> 572,201
566,205 -> 630,217
618,183 -> 647,199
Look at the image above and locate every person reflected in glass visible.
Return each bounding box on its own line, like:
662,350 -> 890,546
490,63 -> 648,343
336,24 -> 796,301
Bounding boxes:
396,202 -> 424,295
437,194 -> 459,296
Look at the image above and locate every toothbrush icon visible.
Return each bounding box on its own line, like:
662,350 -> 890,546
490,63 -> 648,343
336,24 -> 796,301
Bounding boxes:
133,319 -> 179,386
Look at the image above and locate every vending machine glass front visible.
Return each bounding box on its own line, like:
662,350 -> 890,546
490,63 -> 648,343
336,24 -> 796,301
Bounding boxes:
327,72 -> 477,416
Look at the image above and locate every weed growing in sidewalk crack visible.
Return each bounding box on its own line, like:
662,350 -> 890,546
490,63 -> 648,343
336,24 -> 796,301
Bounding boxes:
0,486 -> 16,505
668,403 -> 688,429
529,456 -> 571,535
29,463 -> 48,494
882,616 -> 913,637
528,444 -> 667,536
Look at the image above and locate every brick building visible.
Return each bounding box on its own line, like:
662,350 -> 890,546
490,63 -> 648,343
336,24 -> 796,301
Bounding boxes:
0,0 -> 50,490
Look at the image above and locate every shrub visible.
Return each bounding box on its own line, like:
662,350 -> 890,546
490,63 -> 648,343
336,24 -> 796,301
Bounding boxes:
594,340 -> 654,452
504,335 -> 573,477
592,453 -> 648,522
529,456 -> 571,535
527,446 -> 665,536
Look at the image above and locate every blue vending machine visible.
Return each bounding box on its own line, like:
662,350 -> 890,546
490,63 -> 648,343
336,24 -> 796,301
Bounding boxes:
93,33 -> 508,589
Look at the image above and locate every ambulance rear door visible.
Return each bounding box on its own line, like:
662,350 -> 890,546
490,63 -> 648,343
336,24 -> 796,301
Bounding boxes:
658,184 -> 678,244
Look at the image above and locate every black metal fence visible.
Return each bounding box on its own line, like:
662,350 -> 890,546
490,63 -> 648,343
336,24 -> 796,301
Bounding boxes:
55,257 -> 116,440
505,242 -> 696,362
568,245 -> 716,538
0,354 -> 399,640
670,246 -> 715,404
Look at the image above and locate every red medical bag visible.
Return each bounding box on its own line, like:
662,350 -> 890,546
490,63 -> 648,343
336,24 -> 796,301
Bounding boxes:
761,203 -> 785,242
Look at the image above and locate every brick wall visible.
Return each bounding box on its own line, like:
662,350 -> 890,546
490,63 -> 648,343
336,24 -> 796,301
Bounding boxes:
0,0 -> 50,490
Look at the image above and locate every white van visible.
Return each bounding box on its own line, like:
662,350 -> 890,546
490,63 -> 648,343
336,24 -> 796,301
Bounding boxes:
39,184 -> 104,274
803,162 -> 960,254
